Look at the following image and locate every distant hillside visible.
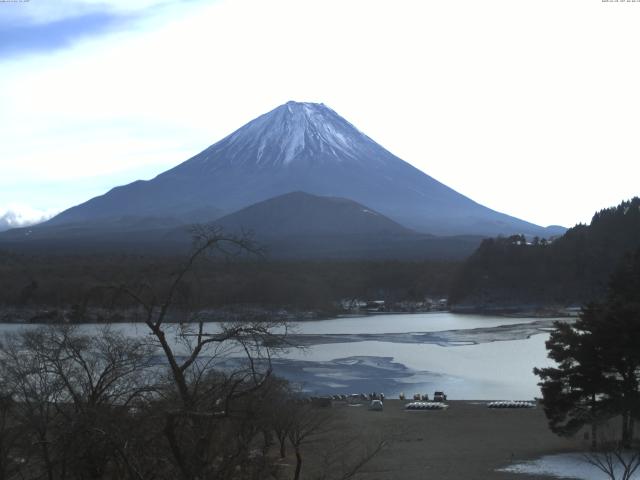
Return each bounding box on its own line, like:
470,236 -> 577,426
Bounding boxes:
0,192 -> 483,260
0,215 -> 186,243
450,197 -> 640,310
176,192 -> 484,260
213,191 -> 413,237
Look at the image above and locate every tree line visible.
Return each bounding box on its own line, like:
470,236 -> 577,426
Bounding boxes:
450,197 -> 640,309
0,249 -> 458,319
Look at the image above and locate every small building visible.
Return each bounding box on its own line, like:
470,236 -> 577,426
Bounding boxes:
366,300 -> 385,312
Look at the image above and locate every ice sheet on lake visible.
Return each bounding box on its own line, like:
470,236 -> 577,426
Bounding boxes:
109,315 -> 558,399
286,319 -> 557,347
195,355 -> 468,396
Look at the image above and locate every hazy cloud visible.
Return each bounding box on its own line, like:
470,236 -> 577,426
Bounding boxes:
0,0 -> 200,59
0,205 -> 56,232
0,11 -> 137,58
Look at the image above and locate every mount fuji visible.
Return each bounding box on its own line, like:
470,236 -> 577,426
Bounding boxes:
37,101 -> 561,239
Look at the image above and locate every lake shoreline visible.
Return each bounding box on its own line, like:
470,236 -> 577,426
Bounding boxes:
451,305 -> 580,318
0,305 -> 577,324
308,398 -> 586,479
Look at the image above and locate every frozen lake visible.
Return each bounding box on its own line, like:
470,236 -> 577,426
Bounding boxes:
274,313 -> 559,399
0,313 -> 562,400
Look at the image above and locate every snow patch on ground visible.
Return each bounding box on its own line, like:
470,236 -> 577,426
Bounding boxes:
500,453 -> 640,479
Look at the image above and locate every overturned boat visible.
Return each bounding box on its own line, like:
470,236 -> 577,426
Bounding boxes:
487,401 -> 535,409
404,401 -> 448,410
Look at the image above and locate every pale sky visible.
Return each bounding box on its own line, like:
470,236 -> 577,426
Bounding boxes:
1,0 -> 639,228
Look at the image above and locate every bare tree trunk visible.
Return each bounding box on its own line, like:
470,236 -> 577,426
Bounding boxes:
150,326 -> 192,408
164,414 -> 192,480
261,430 -> 272,456
591,393 -> 598,450
622,411 -> 631,448
280,438 -> 287,459
293,447 -> 302,480
41,440 -> 55,480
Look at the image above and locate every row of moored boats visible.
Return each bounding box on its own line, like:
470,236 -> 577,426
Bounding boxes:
404,400 -> 537,411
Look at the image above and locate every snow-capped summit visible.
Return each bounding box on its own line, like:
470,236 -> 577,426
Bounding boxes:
46,101 -> 560,237
187,101 -> 384,170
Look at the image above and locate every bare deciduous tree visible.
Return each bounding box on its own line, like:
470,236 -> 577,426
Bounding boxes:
0,227 -> 384,480
0,325 -> 155,480
314,433 -> 387,480
112,226 -> 290,480
0,392 -> 25,480
286,404 -> 332,480
583,426 -> 640,480
584,447 -> 640,480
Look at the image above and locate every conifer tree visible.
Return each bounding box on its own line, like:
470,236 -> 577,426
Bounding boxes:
535,248 -> 640,447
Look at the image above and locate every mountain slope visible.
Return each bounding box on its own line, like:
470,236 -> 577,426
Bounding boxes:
0,192 -> 483,259
212,191 -> 413,237
202,192 -> 481,260
46,101 -> 559,237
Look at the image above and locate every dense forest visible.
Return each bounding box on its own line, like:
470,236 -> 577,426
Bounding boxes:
5,198 -> 639,319
0,251 -> 459,321
450,197 -> 640,310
